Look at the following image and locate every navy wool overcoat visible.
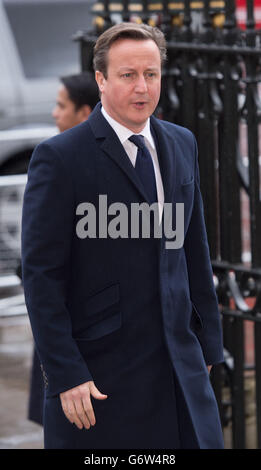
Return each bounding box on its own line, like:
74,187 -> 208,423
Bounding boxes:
22,103 -> 224,449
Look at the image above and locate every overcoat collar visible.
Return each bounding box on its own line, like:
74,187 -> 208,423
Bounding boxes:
88,103 -> 176,204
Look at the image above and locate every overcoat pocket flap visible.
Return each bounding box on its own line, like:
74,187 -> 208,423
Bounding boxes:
85,283 -> 120,319
181,176 -> 194,187
73,283 -> 121,339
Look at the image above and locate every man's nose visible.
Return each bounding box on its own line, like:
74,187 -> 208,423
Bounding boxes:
134,75 -> 148,93
52,106 -> 58,119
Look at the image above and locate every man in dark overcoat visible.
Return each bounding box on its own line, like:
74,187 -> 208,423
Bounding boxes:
22,22 -> 224,449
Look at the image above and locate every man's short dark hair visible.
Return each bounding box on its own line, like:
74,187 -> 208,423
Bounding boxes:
60,72 -> 100,111
93,22 -> 167,79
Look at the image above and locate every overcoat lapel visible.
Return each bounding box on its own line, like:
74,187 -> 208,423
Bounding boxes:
88,104 -> 150,203
88,104 -> 176,205
150,115 -> 176,204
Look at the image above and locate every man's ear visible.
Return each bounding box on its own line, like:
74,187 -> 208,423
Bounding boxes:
95,70 -> 106,93
78,105 -> 92,122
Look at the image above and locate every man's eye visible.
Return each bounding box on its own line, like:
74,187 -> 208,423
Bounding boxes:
122,73 -> 133,78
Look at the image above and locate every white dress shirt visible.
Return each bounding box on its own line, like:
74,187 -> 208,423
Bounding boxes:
101,106 -> 164,222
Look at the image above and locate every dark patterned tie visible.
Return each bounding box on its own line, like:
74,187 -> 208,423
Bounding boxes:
129,134 -> 158,204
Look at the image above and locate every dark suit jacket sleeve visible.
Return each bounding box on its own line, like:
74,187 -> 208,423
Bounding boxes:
184,135 -> 224,366
22,141 -> 93,397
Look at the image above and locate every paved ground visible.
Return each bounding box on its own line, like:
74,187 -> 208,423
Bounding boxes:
0,300 -> 257,450
0,312 -> 44,449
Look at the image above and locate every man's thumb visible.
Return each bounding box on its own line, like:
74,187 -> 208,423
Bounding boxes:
89,383 -> 108,400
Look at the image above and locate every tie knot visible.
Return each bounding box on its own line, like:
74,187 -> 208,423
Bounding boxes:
129,134 -> 146,150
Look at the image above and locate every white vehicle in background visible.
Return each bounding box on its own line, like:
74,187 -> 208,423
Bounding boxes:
0,0 -> 93,288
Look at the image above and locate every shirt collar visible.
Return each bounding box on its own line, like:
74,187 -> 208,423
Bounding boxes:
101,106 -> 155,150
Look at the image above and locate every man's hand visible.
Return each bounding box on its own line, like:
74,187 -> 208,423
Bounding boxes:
60,381 -> 108,430
207,365 -> 212,374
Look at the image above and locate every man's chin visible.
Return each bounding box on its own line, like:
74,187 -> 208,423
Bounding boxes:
125,112 -> 151,129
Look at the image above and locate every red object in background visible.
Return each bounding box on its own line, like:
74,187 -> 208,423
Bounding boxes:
236,0 -> 261,29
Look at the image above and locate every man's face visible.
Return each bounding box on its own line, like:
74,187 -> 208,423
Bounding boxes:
52,85 -> 90,132
96,39 -> 161,133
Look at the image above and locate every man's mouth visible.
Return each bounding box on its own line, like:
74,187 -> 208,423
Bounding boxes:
133,101 -> 147,109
